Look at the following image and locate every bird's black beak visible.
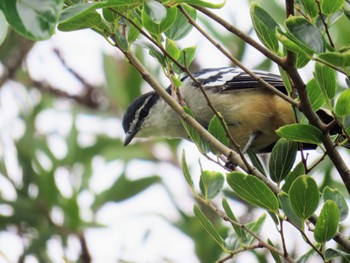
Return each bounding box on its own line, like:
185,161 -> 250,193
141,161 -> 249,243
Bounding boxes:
124,129 -> 139,146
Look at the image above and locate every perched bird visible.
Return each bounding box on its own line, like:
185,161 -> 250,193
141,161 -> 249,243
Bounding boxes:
122,67 -> 339,152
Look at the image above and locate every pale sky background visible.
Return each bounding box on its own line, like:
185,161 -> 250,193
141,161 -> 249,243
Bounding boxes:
0,0 -> 347,262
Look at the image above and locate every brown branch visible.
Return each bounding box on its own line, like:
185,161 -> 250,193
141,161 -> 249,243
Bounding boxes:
315,0 -> 334,48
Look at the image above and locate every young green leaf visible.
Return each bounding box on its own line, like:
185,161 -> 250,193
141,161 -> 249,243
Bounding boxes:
314,200 -> 339,243
144,0 -> 167,24
226,172 -> 279,213
301,0 -> 318,18
181,150 -> 194,190
276,28 -> 312,56
193,205 -> 224,247
165,4 -> 196,40
335,89 -> 350,117
320,0 -> 345,15
278,192 -> 303,229
222,198 -> 245,242
282,162 -> 305,193
208,115 -> 229,148
250,3 -> 280,53
289,175 -> 320,220
276,124 -> 323,145
269,138 -> 297,184
174,46 -> 197,74
323,186 -> 348,221
199,170 -> 224,199
285,16 -> 325,53
319,49 -> 350,67
306,78 -> 326,111
165,38 -> 181,60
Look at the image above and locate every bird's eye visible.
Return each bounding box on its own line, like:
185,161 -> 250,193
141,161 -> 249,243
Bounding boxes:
139,107 -> 149,118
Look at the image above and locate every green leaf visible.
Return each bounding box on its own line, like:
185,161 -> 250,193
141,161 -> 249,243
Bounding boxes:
162,0 -> 226,9
193,205 -> 224,247
250,3 -> 280,53
314,200 -> 339,243
289,175 -> 320,220
323,186 -> 348,221
269,138 -> 297,184
320,0 -> 345,15
245,213 -> 266,244
144,0 -> 167,24
142,5 -> 177,36
165,38 -> 181,60
0,11 -> 8,46
282,162 -> 305,193
276,28 -> 312,56
247,150 -> 266,177
165,4 -> 196,40
199,170 -> 224,199
276,124 -> 323,145
319,49 -> 350,67
278,192 -> 303,229
180,106 -> 210,153
301,0 -> 318,18
314,62 -> 337,101
181,150 -> 194,190
115,31 -> 128,51
268,239 -> 282,263
208,115 -> 229,149
226,172 -> 279,213
135,40 -> 167,67
335,89 -> 350,117
285,16 -> 325,53
306,78 -> 326,111
92,173 -> 161,211
0,0 -> 63,40
222,198 -> 244,242
174,45 -> 197,74
325,248 -> 350,261
127,18 -> 142,43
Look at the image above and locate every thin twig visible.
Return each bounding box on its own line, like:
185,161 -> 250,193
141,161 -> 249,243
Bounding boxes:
315,0 -> 335,48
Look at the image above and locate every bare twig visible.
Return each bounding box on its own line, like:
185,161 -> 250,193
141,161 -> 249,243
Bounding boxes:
315,0 -> 335,48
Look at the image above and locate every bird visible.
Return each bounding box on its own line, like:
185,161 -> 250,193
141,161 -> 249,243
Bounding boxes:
122,67 -> 340,153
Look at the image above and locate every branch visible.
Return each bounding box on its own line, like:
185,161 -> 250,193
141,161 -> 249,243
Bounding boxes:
192,5 -> 285,67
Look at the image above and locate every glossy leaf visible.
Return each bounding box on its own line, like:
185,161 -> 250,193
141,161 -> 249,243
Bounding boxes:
269,138 -> 297,184
181,150 -> 194,190
199,170 -> 224,199
222,198 -> 244,242
323,187 -> 348,221
165,38 -> 181,59
289,175 -> 320,220
0,11 -> 8,46
208,115 -> 229,149
306,78 -> 326,111
0,0 -> 63,40
174,45 -> 197,74
285,16 -> 325,53
276,124 -> 323,145
247,150 -> 266,177
165,4 -> 196,40
250,3 -> 280,53
325,248 -> 350,261
314,62 -> 337,101
320,0 -> 345,15
282,162 -> 305,193
226,172 -> 279,213
278,192 -> 303,229
314,200 -> 339,243
245,213 -> 266,244
301,0 -> 318,17
193,205 -> 224,247
144,0 -> 167,24
142,5 -> 177,36
319,49 -> 350,67
335,89 -> 350,117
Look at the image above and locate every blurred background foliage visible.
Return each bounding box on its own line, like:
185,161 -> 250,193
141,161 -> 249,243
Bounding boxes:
0,0 -> 350,262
